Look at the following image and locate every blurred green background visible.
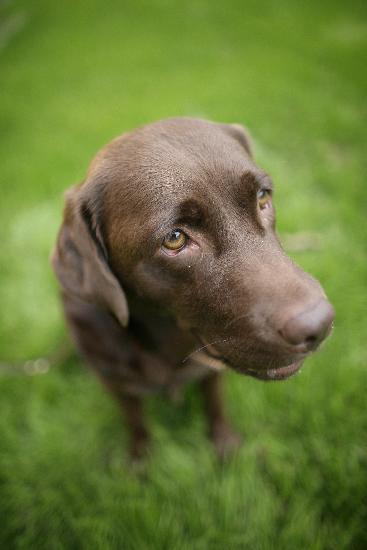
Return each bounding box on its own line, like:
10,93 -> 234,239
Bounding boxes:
1,0 -> 366,548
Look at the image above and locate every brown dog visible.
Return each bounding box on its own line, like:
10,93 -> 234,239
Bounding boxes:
52,118 -> 334,460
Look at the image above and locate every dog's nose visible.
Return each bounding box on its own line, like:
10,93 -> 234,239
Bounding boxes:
279,299 -> 334,350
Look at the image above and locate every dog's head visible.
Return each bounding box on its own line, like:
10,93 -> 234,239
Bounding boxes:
53,118 -> 334,381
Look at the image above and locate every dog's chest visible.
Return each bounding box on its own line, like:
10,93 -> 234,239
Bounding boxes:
115,318 -> 225,396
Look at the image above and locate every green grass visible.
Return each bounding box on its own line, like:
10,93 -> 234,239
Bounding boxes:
1,0 -> 366,548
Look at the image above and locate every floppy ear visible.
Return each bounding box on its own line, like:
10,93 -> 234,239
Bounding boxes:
221,122 -> 253,158
51,185 -> 129,327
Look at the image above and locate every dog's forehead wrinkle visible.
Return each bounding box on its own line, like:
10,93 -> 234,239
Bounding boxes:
89,119 -> 282,272
91,135 -> 259,233
112,127 -> 249,192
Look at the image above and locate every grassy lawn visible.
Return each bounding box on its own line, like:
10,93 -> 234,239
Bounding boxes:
1,0 -> 366,548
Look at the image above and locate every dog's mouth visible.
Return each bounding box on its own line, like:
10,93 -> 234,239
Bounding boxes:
192,333 -> 306,381
234,360 -> 304,381
195,337 -> 304,381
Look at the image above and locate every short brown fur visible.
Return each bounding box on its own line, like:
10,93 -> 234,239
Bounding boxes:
52,118 -> 334,460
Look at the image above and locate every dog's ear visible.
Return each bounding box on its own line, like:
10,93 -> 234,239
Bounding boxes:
221,122 -> 253,157
51,185 -> 129,327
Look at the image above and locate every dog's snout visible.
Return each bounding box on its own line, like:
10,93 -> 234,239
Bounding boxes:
279,299 -> 334,351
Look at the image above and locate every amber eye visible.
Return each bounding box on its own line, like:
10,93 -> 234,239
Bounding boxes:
257,189 -> 271,209
162,229 -> 188,251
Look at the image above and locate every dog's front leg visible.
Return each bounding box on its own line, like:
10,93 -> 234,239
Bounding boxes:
117,393 -> 150,463
200,372 -> 242,460
61,296 -> 151,463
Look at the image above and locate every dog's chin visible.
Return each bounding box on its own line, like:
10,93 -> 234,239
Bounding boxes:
194,334 -> 305,381
202,348 -> 304,381
233,360 -> 304,381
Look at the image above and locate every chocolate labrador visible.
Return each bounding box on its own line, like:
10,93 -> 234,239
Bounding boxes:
52,117 -> 334,460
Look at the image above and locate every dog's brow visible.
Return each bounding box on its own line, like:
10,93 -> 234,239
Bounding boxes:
175,199 -> 205,225
153,202 -> 206,237
241,170 -> 273,189
256,172 -> 273,189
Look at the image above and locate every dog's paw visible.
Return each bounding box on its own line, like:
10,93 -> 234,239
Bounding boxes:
211,423 -> 243,461
129,432 -> 151,465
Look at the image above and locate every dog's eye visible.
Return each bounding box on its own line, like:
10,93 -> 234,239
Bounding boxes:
257,189 -> 271,209
162,229 -> 188,251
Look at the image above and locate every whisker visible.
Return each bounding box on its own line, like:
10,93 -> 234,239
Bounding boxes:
181,338 -> 229,363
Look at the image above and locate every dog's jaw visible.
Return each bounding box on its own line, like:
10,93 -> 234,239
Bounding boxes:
237,360 -> 304,381
194,335 -> 305,381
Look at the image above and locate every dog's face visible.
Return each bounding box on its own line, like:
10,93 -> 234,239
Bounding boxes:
54,118 -> 334,381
